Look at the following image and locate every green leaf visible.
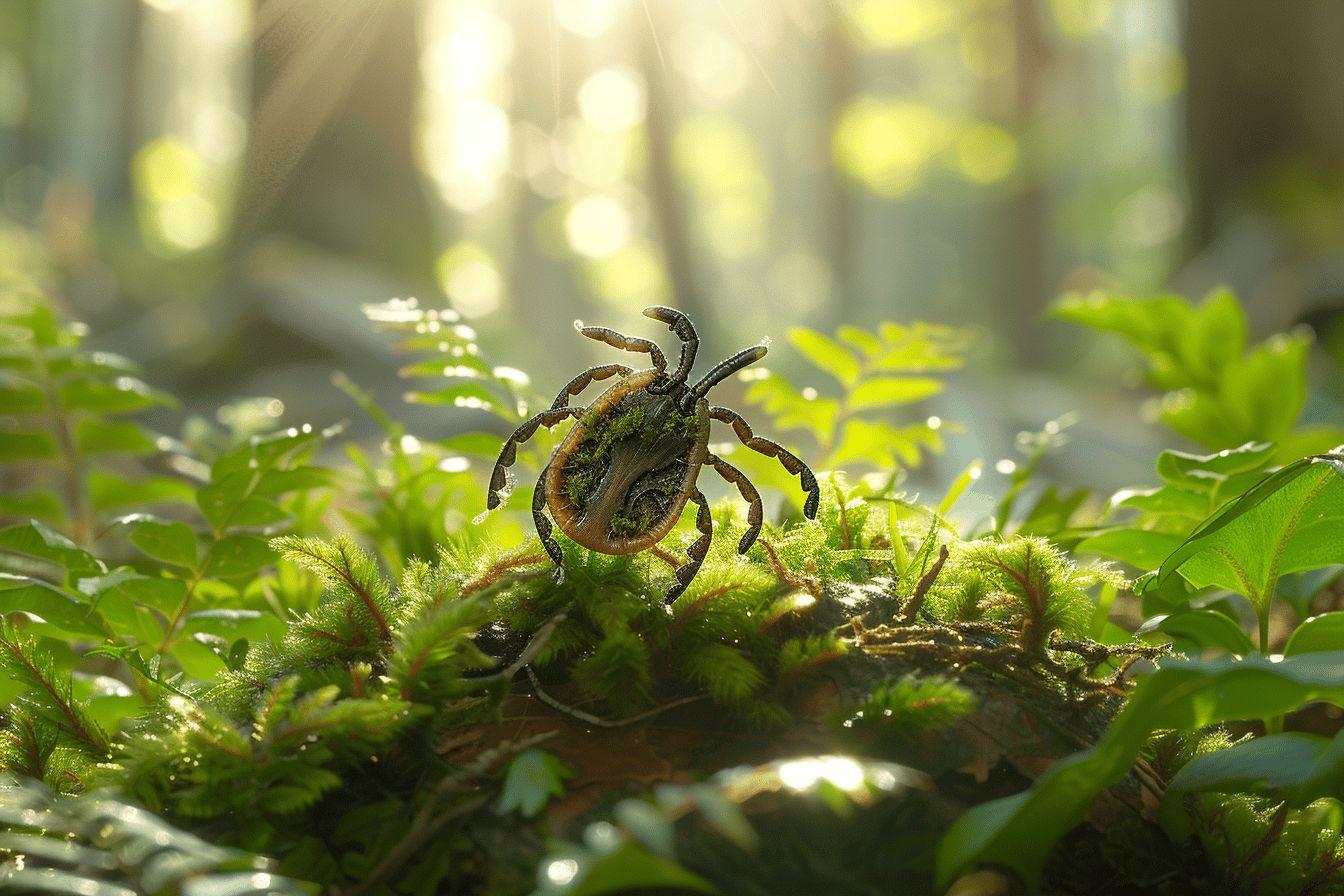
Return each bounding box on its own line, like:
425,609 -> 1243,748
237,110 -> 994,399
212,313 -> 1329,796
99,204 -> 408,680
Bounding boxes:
1142,449 -> 1344,613
204,535 -> 274,578
0,573 -> 107,637
88,471 -> 197,513
226,497 -> 291,528
497,749 -> 572,818
0,431 -> 57,460
1154,442 -> 1275,489
58,375 -> 174,414
196,471 -> 253,530
79,570 -> 186,615
1285,612 -> 1344,656
559,843 -> 717,896
743,373 -> 838,443
1163,730 -> 1344,816
787,326 -> 861,387
1141,609 -> 1256,656
404,381 -> 500,409
845,376 -> 943,410
112,514 -> 198,569
75,419 -> 159,456
0,520 -> 106,579
0,374 -> 45,413
936,652 -> 1344,890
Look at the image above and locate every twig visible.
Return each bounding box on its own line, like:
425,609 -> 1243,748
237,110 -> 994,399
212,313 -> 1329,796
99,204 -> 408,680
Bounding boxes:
900,544 -> 948,624
475,610 -> 568,685
757,537 -> 823,596
461,552 -> 548,596
525,666 -> 707,728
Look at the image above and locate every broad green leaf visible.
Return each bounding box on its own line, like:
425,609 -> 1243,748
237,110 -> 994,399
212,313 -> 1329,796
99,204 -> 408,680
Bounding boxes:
497,748 -> 572,818
1286,612 -> 1344,656
845,376 -> 942,410
75,419 -> 158,456
937,652 -> 1344,890
58,375 -> 174,414
0,573 -> 107,637
1140,609 -> 1256,656
1111,486 -> 1207,520
743,374 -> 838,443
826,419 -> 943,471
79,570 -> 186,615
0,520 -> 106,579
0,491 -> 63,522
1215,331 -> 1310,444
254,466 -> 332,498
1142,449 -> 1344,613
185,609 -> 286,642
88,471 -> 197,513
549,843 -> 717,896
0,374 -> 45,413
197,471 -> 253,530
204,534 -> 274,578
1053,291 -> 1193,360
1163,731 -> 1344,815
0,431 -> 56,460
1154,442 -> 1274,489
227,497 -> 291,528
835,324 -> 884,358
787,327 -> 861,387
112,514 -> 198,569
1184,288 -> 1247,383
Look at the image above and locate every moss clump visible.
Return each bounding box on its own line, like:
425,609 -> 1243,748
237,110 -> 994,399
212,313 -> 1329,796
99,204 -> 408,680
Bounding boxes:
563,402 -> 647,509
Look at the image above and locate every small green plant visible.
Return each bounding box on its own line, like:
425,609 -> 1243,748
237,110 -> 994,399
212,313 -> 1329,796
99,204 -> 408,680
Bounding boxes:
743,321 -> 969,474
1057,288 -> 1344,457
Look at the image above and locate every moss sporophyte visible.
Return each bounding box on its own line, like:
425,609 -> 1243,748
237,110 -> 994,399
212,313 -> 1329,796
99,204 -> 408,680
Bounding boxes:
487,306 -> 821,602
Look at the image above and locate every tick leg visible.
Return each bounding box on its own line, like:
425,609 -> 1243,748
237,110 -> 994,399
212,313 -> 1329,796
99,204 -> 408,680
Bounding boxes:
643,306 -> 698,387
708,454 -> 762,554
579,325 -> 666,373
488,407 -> 582,510
549,364 -> 633,410
533,464 -> 565,581
690,344 -> 767,400
709,406 -> 820,519
666,488 -> 713,604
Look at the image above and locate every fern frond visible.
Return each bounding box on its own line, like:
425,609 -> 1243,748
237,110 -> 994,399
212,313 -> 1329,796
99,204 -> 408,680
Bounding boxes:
387,595 -> 492,701
841,674 -> 975,735
0,622 -> 108,758
574,630 -> 652,713
272,534 -> 394,642
683,643 -> 764,706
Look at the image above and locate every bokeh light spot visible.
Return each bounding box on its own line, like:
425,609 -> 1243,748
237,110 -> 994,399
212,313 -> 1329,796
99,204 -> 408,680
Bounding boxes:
578,66 -> 646,133
565,194 -> 632,259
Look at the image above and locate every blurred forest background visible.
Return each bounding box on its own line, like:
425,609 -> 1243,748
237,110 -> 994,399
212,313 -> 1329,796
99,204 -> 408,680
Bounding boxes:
1,0 -> 1342,504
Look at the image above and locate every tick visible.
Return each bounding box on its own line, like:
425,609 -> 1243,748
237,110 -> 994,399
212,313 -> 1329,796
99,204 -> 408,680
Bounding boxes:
487,306 -> 820,603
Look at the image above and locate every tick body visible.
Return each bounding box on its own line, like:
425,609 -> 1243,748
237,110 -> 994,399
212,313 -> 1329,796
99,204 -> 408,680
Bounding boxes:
488,307 -> 819,603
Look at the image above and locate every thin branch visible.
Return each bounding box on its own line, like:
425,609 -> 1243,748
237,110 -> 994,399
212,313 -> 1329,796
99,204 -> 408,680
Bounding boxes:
900,544 -> 948,624
525,666 -> 707,728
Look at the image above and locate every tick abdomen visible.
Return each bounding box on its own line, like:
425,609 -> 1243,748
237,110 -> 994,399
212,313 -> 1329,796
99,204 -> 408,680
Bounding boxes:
546,371 -> 710,554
